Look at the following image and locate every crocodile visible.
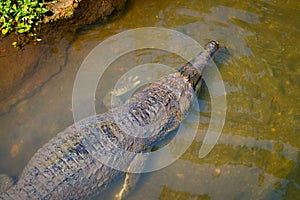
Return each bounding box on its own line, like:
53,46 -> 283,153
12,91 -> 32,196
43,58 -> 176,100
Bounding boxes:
102,75 -> 141,109
0,41 -> 219,200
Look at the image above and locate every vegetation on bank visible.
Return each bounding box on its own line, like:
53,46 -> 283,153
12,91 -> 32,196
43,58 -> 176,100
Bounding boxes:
0,0 -> 48,45
0,0 -> 127,47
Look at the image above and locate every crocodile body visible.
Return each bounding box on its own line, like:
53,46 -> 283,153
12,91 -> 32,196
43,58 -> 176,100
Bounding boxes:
0,41 -> 219,200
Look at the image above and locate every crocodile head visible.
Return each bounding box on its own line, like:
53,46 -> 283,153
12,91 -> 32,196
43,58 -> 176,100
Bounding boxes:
178,40 -> 220,93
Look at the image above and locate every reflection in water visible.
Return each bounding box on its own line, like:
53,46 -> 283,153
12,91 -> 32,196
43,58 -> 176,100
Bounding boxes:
0,0 -> 299,199
174,5 -> 260,57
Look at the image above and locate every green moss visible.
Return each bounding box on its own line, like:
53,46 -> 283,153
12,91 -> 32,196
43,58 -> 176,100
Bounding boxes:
159,185 -> 211,200
181,141 -> 295,179
0,0 -> 48,39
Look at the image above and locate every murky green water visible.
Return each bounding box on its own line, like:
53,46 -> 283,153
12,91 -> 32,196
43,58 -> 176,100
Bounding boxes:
0,0 -> 299,199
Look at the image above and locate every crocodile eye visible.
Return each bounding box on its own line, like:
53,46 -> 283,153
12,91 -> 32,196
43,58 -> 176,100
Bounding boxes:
210,40 -> 219,48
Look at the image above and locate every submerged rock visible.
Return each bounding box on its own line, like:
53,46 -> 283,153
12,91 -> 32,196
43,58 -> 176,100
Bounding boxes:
44,0 -> 76,23
43,0 -> 127,26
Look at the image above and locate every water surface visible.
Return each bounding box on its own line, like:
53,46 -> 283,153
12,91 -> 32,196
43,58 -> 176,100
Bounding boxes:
0,0 -> 299,199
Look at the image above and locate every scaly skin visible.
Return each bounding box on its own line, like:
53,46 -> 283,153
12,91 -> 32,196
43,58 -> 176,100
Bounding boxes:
0,41 -> 219,200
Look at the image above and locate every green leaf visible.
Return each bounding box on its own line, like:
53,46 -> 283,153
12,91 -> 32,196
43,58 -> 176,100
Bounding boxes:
17,28 -> 26,33
0,16 -> 5,23
12,41 -> 17,47
2,28 -> 9,35
0,0 -> 47,38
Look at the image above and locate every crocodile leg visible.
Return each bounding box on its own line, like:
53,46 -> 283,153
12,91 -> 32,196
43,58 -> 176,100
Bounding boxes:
115,173 -> 140,200
103,75 -> 141,110
115,154 -> 148,200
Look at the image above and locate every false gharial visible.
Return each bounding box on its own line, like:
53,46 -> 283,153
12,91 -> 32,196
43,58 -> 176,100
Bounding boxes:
0,41 -> 219,200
